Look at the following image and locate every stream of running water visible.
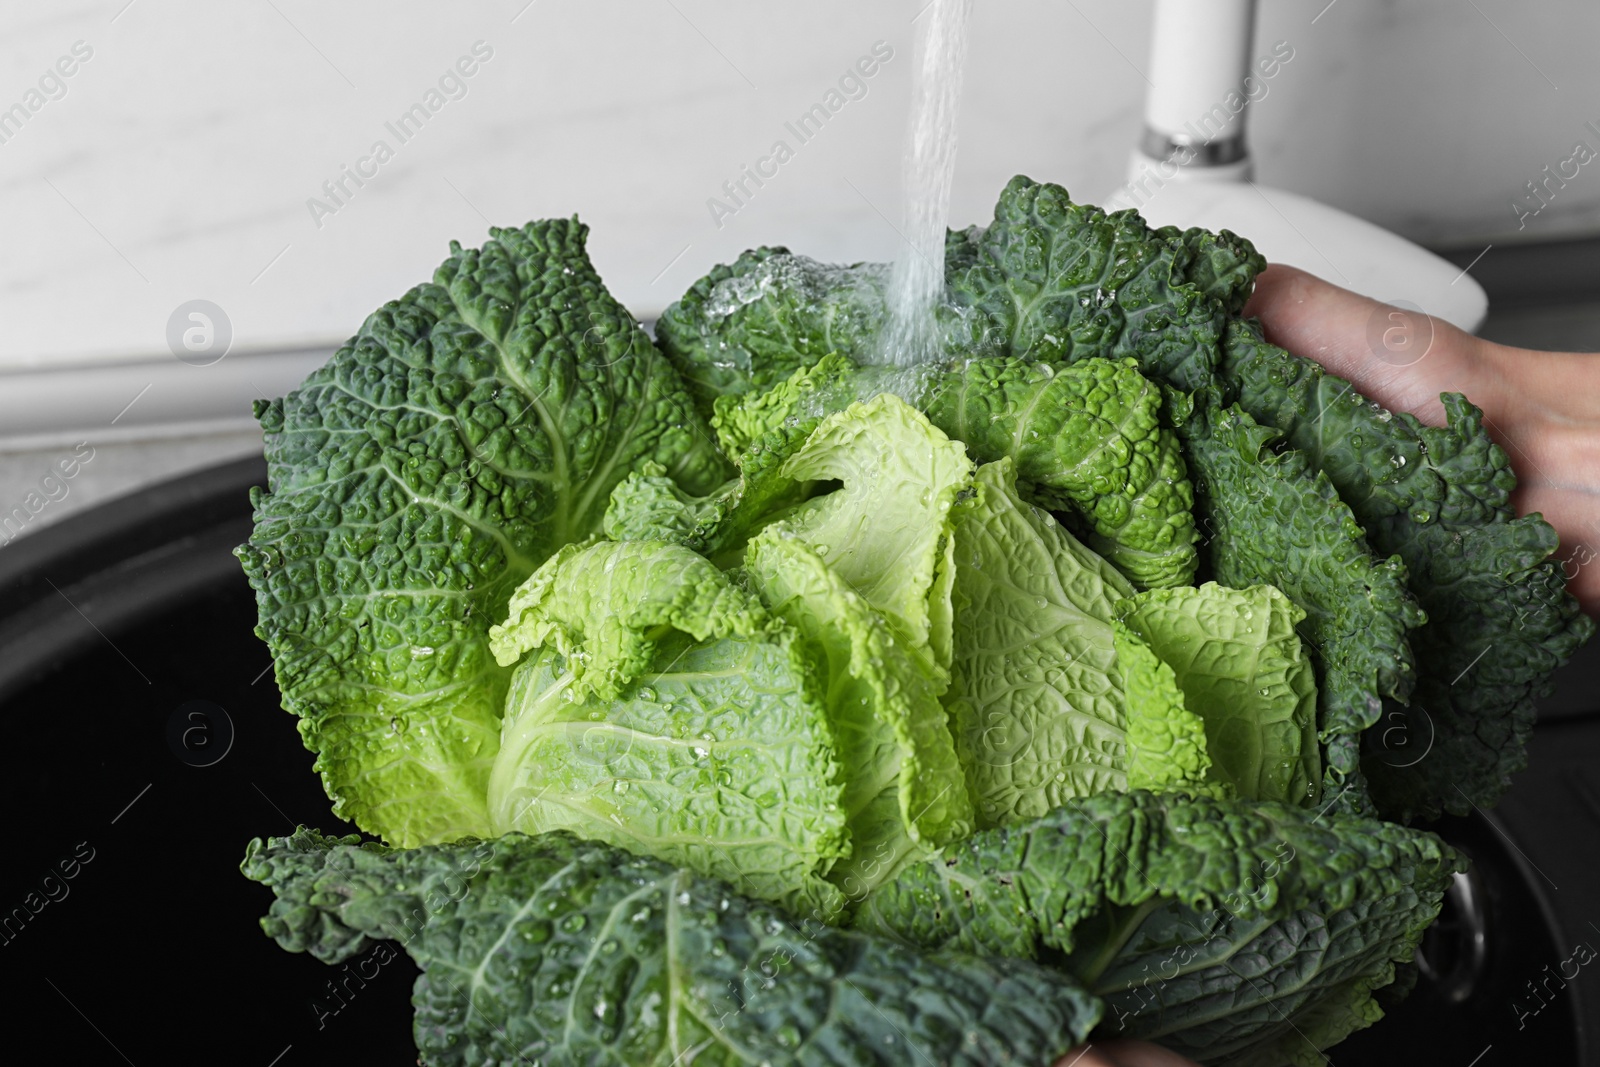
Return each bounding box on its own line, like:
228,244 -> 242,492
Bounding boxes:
876,0 -> 975,368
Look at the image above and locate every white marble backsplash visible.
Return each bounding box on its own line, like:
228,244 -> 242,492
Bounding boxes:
0,0 -> 1597,383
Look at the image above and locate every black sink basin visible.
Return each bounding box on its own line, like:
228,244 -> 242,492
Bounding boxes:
2,456 -> 1594,1065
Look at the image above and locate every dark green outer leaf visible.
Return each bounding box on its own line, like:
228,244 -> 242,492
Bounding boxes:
660,179 -> 1264,412
236,218 -> 728,847
941,176 -> 1232,392
1091,898 -> 1442,1066
1177,397 -> 1425,812
1154,224 -> 1266,316
655,247 -> 891,417
1220,321 -> 1513,530
243,828 -> 1102,1066
1218,321 -> 1595,819
855,791 -> 1459,1067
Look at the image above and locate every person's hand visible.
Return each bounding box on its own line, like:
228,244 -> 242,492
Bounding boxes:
1243,264 -> 1600,617
1055,1038 -> 1202,1066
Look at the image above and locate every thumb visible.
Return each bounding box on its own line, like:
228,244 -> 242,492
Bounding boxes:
1240,264 -> 1503,429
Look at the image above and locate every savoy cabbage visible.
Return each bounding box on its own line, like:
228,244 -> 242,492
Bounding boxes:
239,178 -> 1590,1066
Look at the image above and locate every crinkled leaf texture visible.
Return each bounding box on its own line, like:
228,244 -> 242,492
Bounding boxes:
856,791 -> 1460,1067
236,218 -> 727,847
661,176 -> 1262,403
920,356 -> 1198,588
938,182 -> 1589,818
741,397 -> 977,893
601,423 -> 821,563
708,351 -> 864,458
775,392 -> 974,673
243,827 -> 1102,1066
488,540 -> 771,700
600,359 -> 868,564
716,352 -> 1200,592
1118,582 -> 1320,806
1219,320 -> 1595,819
1114,623 -> 1219,799
660,178 -> 1587,818
941,175 -> 1246,392
945,459 -> 1137,825
655,247 -> 890,417
601,460 -> 738,547
748,531 -> 969,903
485,540 -> 848,920
1177,396 -> 1424,815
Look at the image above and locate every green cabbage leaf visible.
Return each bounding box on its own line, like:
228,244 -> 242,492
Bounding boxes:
856,791 -> 1460,1067
244,827 -> 1102,1066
